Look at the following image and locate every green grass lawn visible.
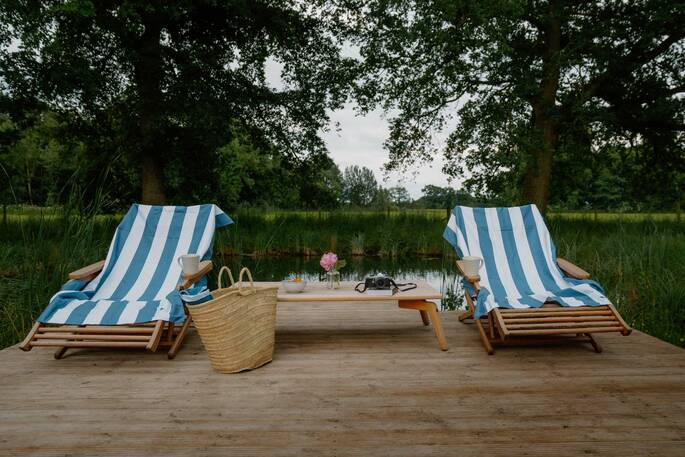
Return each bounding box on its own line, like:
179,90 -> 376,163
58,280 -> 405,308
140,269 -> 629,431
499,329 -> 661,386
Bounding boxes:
1,207 -> 683,349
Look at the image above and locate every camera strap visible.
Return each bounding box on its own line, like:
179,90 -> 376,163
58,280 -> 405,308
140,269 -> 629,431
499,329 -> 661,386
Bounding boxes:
354,279 -> 418,293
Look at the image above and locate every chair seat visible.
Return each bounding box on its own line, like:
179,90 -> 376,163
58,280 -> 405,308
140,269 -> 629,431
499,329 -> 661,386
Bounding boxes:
497,305 -> 631,337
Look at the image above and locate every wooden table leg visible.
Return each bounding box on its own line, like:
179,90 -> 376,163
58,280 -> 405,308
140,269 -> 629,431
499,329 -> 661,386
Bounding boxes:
419,310 -> 430,326
399,300 -> 449,351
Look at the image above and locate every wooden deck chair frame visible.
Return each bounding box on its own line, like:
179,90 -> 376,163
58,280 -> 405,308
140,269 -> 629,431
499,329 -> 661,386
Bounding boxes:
18,260 -> 213,360
457,258 -> 632,354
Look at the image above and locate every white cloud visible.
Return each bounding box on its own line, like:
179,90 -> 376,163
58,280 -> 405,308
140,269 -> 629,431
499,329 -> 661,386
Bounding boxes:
265,57 -> 455,199
322,105 -> 452,198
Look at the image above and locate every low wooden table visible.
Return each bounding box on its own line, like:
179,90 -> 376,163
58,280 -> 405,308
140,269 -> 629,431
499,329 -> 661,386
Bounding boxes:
255,280 -> 448,351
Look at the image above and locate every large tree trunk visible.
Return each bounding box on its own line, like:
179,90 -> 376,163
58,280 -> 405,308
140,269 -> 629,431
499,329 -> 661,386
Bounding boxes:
134,10 -> 166,204
522,0 -> 562,213
141,156 -> 166,205
522,110 -> 559,212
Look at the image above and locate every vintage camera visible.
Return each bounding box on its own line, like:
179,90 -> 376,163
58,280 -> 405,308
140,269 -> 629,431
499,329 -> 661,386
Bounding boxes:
355,274 -> 417,294
364,275 -> 394,290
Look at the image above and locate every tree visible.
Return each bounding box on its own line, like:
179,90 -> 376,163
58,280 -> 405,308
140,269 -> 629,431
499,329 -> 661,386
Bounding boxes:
413,185 -> 484,209
341,165 -> 378,206
373,186 -> 392,209
304,159 -> 344,209
0,0 -> 354,203
341,0 -> 684,211
415,185 -> 458,209
388,186 -> 411,206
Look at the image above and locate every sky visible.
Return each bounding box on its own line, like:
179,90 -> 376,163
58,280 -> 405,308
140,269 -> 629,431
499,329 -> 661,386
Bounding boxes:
265,59 -> 452,199
321,105 -> 451,198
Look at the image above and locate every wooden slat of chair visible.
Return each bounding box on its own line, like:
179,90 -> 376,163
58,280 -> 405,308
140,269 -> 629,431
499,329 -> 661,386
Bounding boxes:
506,321 -> 623,330
499,305 -> 611,314
21,261 -> 213,359
503,315 -> 619,323
31,341 -> 150,348
36,326 -> 156,334
33,334 -> 154,341
456,258 -> 631,354
508,326 -> 625,336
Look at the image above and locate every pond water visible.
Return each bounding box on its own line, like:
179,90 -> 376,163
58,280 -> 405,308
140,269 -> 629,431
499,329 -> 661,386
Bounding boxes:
218,255 -> 465,310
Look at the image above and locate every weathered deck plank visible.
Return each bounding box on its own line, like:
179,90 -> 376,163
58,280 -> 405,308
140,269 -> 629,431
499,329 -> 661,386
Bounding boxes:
1,301 -> 684,456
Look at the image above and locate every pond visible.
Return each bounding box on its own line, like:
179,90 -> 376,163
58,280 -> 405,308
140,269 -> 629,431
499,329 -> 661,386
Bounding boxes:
218,255 -> 465,310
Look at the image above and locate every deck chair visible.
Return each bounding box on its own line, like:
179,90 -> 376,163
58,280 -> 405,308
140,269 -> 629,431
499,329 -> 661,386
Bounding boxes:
19,203 -> 233,359
443,204 -> 631,354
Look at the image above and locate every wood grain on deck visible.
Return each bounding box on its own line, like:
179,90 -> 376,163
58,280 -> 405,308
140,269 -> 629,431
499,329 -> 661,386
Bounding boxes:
1,300 -> 684,456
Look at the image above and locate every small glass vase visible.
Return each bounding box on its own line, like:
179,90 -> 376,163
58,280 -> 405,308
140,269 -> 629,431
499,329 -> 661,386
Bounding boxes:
326,270 -> 341,289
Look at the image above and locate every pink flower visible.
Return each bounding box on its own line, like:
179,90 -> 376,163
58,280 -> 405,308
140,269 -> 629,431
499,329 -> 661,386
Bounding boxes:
320,252 -> 338,272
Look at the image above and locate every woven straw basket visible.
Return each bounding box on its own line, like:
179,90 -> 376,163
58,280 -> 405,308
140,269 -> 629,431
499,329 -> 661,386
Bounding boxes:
187,267 -> 278,373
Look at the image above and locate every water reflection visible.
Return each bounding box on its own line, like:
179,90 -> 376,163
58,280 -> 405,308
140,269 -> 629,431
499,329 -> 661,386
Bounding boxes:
218,255 -> 465,310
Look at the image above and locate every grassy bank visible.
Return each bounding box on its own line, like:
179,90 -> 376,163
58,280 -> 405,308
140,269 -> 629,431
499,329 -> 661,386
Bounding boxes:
1,208 -> 683,349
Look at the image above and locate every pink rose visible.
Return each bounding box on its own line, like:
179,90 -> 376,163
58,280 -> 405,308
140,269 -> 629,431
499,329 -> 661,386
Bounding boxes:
320,252 -> 338,272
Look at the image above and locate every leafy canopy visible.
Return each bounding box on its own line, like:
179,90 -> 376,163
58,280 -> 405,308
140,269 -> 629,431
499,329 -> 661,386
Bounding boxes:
337,0 -> 684,208
0,0 -> 356,202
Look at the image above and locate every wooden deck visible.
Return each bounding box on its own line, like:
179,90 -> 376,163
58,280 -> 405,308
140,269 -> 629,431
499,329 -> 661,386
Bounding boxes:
1,300 -> 684,456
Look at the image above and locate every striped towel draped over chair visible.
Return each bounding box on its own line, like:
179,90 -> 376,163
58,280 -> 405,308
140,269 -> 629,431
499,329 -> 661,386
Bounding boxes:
38,204 -> 233,326
443,204 -> 610,319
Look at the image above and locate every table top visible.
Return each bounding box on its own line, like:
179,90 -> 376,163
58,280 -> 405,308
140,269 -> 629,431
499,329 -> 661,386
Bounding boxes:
252,280 -> 442,302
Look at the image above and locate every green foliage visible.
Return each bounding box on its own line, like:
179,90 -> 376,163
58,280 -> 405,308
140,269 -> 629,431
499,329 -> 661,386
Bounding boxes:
413,185 -> 486,209
0,0 -> 356,201
338,0 -> 684,208
388,186 -> 411,206
341,165 -> 378,206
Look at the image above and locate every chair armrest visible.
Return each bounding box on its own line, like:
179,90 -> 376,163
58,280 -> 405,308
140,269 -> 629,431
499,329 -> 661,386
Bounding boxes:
456,260 -> 480,293
178,260 -> 213,290
68,260 -> 106,280
557,257 -> 591,280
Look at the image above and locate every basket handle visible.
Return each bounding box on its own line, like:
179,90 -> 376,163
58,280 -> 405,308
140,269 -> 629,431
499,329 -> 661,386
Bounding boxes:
237,267 -> 256,296
217,266 -> 235,289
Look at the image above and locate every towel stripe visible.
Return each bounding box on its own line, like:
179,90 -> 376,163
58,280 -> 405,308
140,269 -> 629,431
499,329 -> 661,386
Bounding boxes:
443,204 -> 611,319
38,204 -> 232,325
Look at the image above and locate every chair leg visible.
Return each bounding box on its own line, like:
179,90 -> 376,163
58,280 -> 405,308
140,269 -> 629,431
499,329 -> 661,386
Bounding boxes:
475,319 -> 494,355
168,316 -> 192,359
146,320 -> 165,352
18,322 -> 40,351
586,333 -> 602,353
167,321 -> 175,344
54,347 -> 68,359
458,310 -> 473,322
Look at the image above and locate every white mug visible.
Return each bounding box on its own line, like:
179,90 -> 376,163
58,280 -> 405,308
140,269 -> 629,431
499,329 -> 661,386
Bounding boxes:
461,256 -> 484,277
178,254 -> 200,275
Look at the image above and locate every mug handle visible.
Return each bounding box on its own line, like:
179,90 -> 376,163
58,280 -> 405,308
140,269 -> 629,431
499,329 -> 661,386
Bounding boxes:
177,256 -> 183,267
478,258 -> 484,270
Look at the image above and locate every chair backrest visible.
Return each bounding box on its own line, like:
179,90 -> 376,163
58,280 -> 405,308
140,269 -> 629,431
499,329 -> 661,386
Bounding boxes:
87,204 -> 233,301
443,204 -> 571,298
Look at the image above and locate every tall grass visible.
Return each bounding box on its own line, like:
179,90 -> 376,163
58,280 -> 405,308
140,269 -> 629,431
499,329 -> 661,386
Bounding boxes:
0,208 -> 683,349
218,209 -> 455,257
0,207 -> 117,346
547,215 -> 685,347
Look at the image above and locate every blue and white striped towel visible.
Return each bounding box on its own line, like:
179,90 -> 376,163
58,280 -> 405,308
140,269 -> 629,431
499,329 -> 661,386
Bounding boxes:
38,204 -> 232,325
443,204 -> 610,319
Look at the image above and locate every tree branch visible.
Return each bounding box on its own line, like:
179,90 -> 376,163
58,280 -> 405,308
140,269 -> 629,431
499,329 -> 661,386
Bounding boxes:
575,32 -> 685,106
